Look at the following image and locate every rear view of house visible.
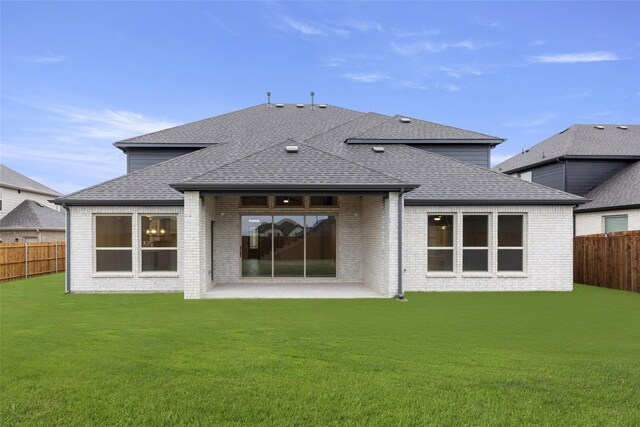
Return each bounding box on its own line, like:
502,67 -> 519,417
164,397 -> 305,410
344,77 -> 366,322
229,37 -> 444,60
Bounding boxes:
54,102 -> 584,298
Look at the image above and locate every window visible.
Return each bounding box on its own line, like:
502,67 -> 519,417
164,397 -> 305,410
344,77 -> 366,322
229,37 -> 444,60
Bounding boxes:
518,170 -> 532,182
310,196 -> 337,207
95,216 -> 132,272
463,215 -> 489,271
427,215 -> 454,271
240,196 -> 268,207
141,216 -> 178,271
498,215 -> 524,272
275,196 -> 304,207
604,215 -> 628,233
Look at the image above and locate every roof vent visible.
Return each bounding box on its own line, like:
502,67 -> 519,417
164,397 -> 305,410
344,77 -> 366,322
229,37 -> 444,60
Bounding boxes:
285,145 -> 299,153
399,117 -> 411,123
594,125 -> 605,130
318,104 -> 327,109
618,125 -> 628,130
275,103 -> 284,108
296,104 -> 304,108
372,146 -> 385,153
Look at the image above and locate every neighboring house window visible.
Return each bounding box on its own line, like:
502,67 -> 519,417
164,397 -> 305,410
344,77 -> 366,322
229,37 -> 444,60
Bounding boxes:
518,171 -> 532,182
604,215 -> 628,233
463,215 -> 489,272
95,216 -> 132,272
498,215 -> 524,272
240,196 -> 268,207
427,215 -> 454,272
141,216 -> 178,271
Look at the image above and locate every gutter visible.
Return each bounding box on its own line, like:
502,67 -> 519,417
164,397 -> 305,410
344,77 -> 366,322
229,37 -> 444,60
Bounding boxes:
397,188 -> 405,300
62,203 -> 71,294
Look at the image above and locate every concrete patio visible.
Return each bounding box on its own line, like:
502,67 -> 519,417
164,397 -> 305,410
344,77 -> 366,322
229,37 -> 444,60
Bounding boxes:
203,282 -> 387,299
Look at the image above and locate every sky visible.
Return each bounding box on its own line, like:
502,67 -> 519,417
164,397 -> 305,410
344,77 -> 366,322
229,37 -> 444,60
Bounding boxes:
1,1 -> 639,194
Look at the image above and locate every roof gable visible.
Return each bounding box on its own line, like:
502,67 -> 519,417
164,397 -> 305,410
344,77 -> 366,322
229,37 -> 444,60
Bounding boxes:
0,164 -> 60,196
0,200 -> 65,230
576,161 -> 640,212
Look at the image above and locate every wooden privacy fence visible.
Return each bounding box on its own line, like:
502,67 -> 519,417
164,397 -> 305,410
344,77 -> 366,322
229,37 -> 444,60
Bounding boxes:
0,242 -> 66,282
574,230 -> 640,293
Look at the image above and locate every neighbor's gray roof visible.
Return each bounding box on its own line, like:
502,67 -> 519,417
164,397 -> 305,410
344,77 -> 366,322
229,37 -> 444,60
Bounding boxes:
55,104 -> 584,206
575,161 -> 640,212
0,200 -> 66,230
0,164 -> 60,196
494,124 -> 640,173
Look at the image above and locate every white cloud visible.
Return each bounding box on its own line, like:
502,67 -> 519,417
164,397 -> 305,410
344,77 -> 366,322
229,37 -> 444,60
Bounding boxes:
528,51 -> 620,63
472,15 -> 500,28
344,73 -> 393,83
440,66 -> 487,78
337,20 -> 384,33
271,14 -> 324,36
398,80 -> 429,90
392,29 -> 440,38
24,52 -> 65,63
323,57 -> 346,68
440,83 -> 461,92
529,39 -> 548,47
391,39 -> 494,55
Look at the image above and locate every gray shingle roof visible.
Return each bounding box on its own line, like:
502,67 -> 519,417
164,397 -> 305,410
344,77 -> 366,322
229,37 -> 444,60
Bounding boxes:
0,164 -> 60,196
494,124 -> 640,173
55,104 -> 584,206
173,140 -> 414,190
575,161 -> 640,212
0,200 -> 65,230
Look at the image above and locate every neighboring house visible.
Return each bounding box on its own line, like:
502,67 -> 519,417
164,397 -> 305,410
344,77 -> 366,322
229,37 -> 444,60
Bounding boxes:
574,161 -> 640,235
53,103 -> 584,298
0,164 -> 61,219
494,125 -> 640,235
0,200 -> 66,243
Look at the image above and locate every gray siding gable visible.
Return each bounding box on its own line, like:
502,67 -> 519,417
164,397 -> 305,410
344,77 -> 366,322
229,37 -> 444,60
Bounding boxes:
532,162 -> 566,192
409,144 -> 491,168
127,148 -> 203,173
565,159 -> 634,196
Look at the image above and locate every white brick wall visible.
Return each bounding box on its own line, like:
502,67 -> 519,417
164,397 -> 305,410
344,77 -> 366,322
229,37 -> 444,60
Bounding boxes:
361,196 -> 389,294
68,205 -> 183,293
575,208 -> 640,236
403,205 -> 574,291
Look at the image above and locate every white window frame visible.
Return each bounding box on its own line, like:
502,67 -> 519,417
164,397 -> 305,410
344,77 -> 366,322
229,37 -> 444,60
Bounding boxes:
518,170 -> 532,182
427,213 -> 456,273
93,214 -> 133,273
140,215 -> 178,273
602,214 -> 628,233
497,214 -> 526,273
462,213 -> 491,273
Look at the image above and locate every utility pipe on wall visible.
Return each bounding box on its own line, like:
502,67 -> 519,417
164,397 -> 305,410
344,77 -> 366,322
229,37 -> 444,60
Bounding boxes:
397,188 -> 405,299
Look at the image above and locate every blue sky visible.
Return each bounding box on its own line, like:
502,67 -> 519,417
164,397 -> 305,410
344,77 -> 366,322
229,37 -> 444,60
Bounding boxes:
2,1 -> 639,194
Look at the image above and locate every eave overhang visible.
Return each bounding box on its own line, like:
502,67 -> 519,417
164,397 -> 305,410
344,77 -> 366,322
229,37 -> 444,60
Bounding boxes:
51,199 -> 184,206
170,182 -> 420,194
574,203 -> 640,213
404,198 -> 588,206
345,138 -> 505,146
497,155 -> 640,174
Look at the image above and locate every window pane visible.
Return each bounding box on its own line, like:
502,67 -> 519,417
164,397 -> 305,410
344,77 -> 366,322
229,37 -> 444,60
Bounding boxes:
96,250 -> 132,272
309,196 -> 337,207
428,215 -> 454,247
241,216 -> 273,277
463,249 -> 488,271
463,215 -> 488,247
428,249 -> 453,271
273,216 -> 304,277
498,249 -> 523,272
275,196 -> 304,207
240,196 -> 268,207
306,215 -> 336,277
141,216 -> 177,247
142,250 -> 177,272
519,171 -> 532,182
604,216 -> 628,233
498,216 -> 523,247
96,216 -> 131,247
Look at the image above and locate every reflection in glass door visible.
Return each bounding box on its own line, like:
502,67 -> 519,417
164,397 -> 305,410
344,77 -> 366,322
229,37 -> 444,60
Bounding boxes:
273,216 -> 305,277
241,216 -> 272,277
306,216 -> 336,277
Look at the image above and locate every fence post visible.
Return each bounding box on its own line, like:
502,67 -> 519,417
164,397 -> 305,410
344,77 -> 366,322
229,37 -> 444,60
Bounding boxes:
25,243 -> 28,279
55,242 -> 59,273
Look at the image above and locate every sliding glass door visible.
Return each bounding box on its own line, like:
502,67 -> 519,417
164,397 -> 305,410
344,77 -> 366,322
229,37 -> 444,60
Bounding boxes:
241,215 -> 336,278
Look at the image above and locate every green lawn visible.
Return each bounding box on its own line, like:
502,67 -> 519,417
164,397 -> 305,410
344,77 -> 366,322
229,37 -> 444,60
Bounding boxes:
1,274 -> 639,425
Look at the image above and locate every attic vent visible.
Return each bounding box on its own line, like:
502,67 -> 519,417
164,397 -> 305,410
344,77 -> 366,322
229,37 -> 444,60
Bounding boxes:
35,202 -> 44,207
399,117 -> 411,123
618,125 -> 628,130
285,145 -> 299,153
275,103 -> 284,108
318,104 -> 327,108
296,104 -> 304,108
594,125 -> 605,130
372,146 -> 385,153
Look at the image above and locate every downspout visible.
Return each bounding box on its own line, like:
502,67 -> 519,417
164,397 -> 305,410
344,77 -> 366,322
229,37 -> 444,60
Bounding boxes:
397,188 -> 405,299
62,203 -> 71,294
